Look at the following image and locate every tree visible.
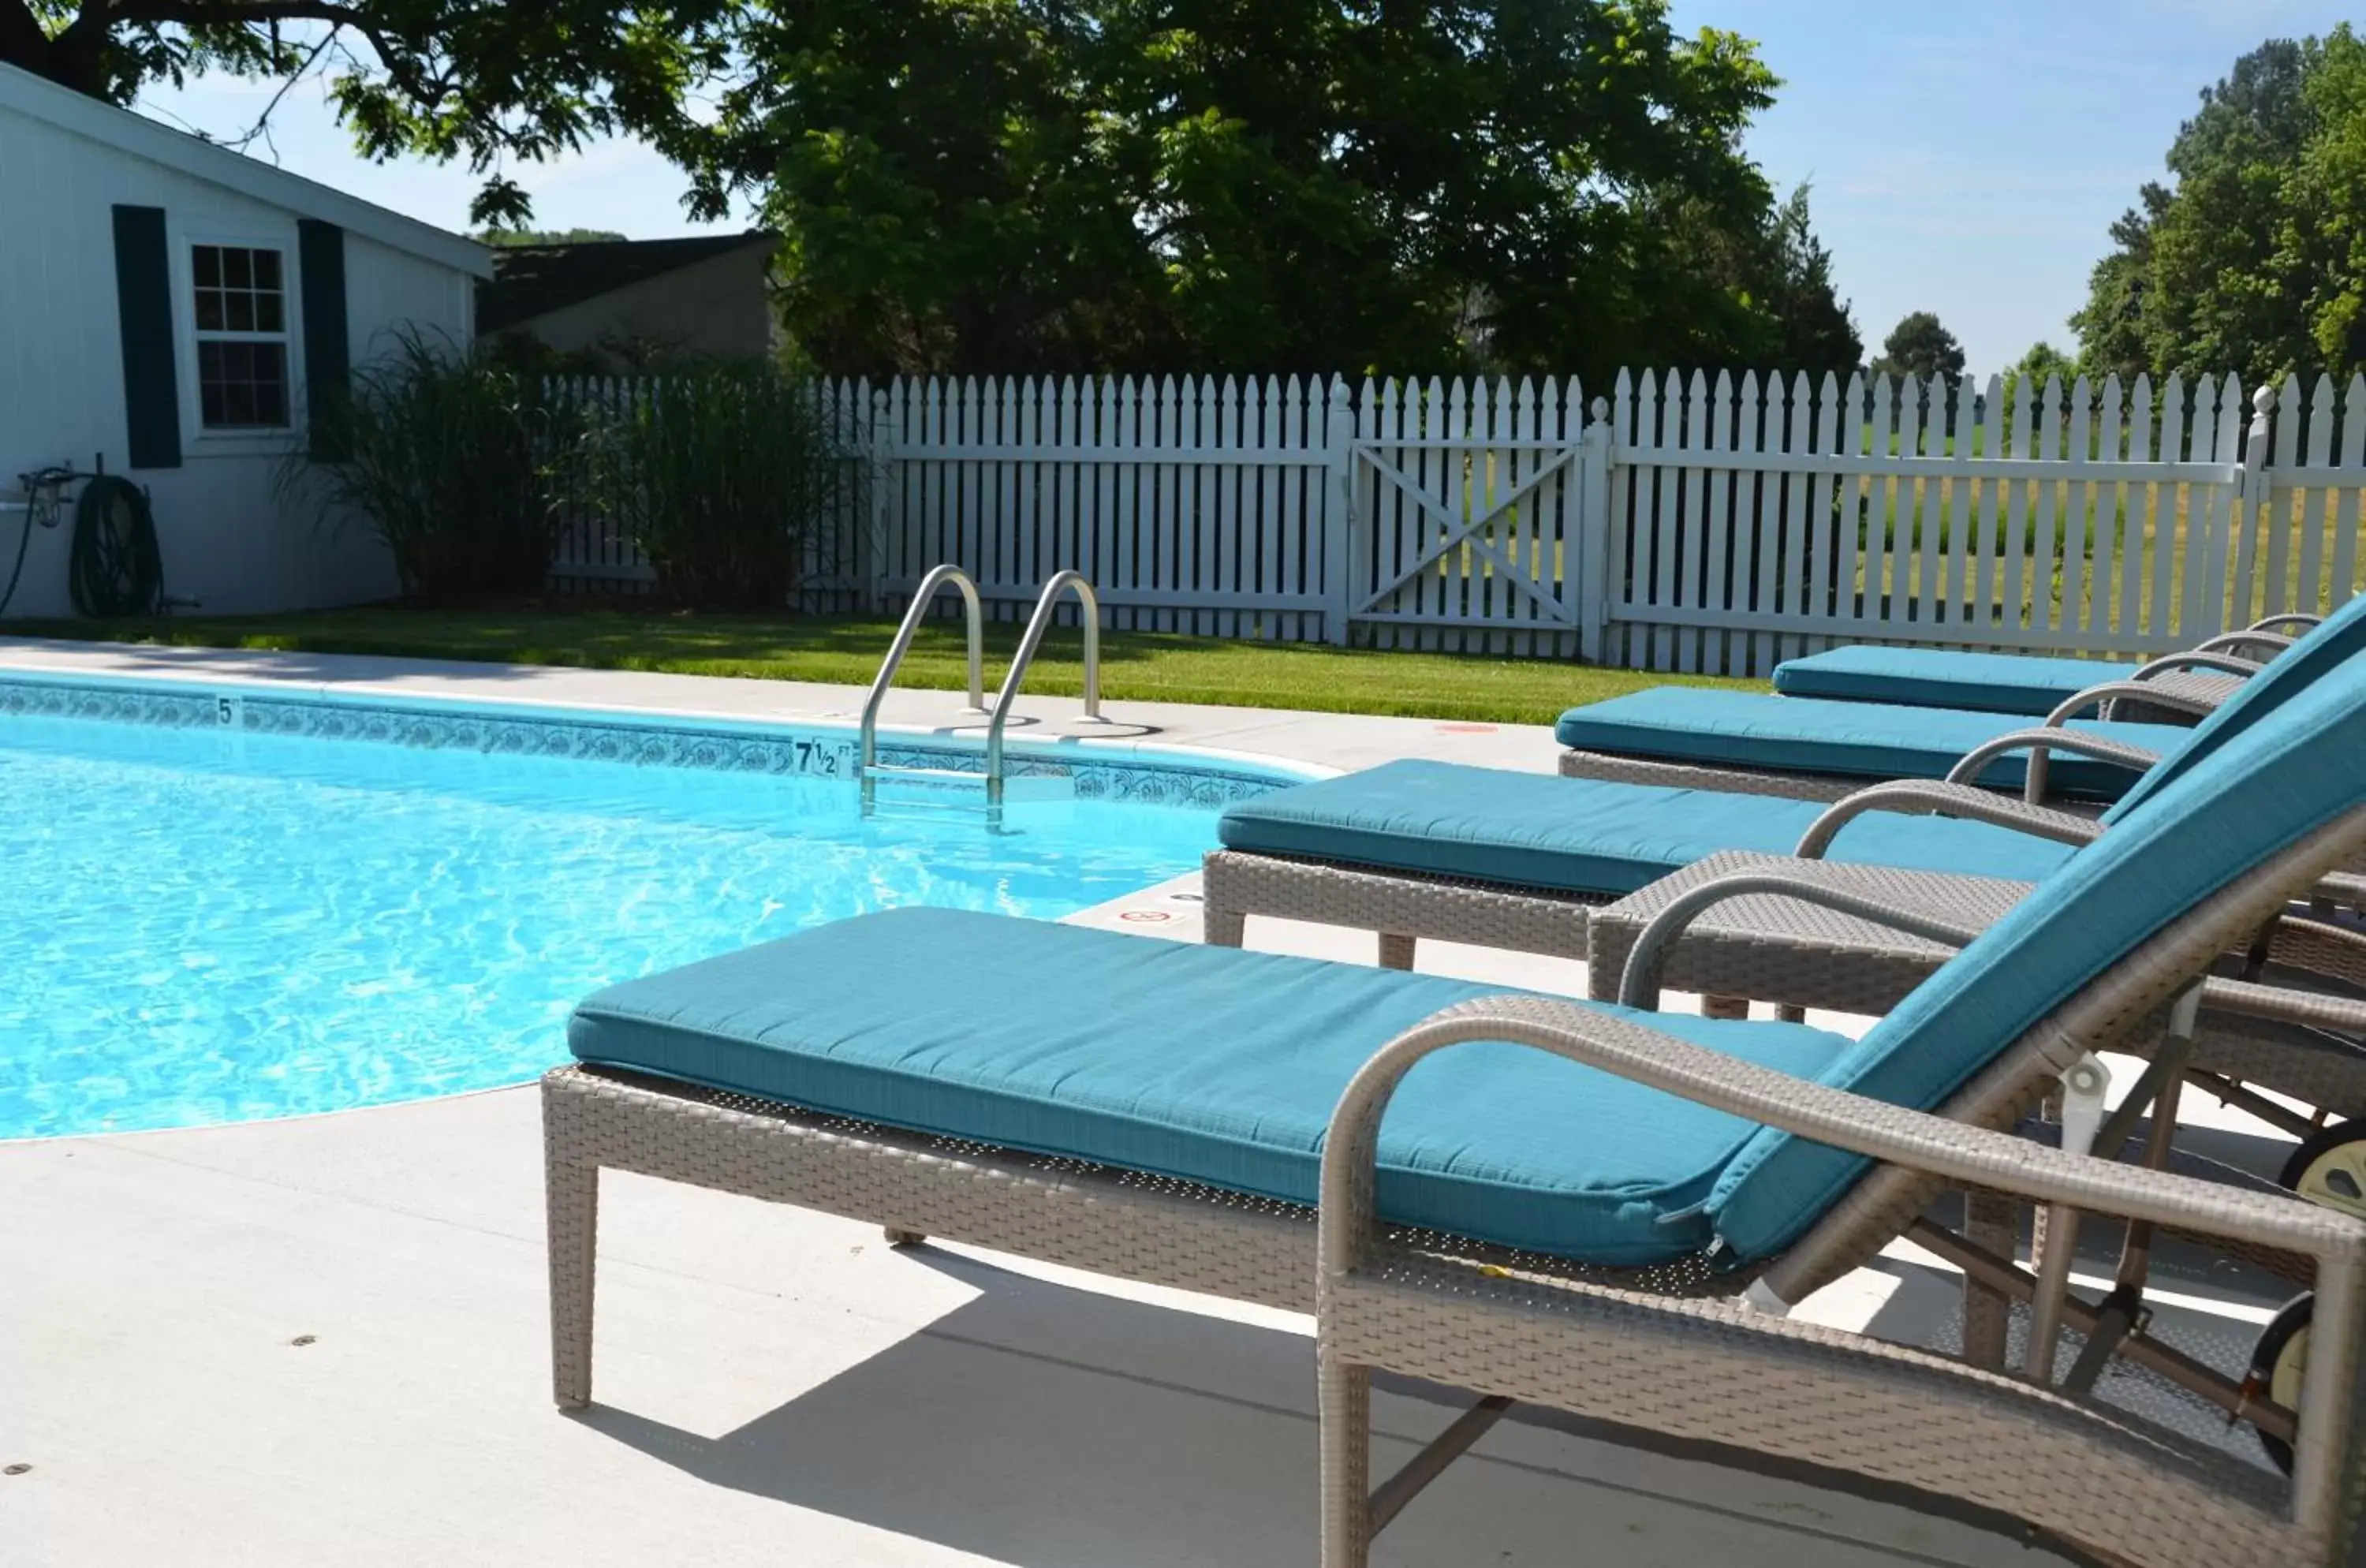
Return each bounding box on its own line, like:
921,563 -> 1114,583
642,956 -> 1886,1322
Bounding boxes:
2071,27 -> 2366,384
2010,341 -> 2080,386
2072,183 -> 2172,382
476,230 -> 630,247
676,0 -> 1851,379
1752,184 -> 1864,378
3,0 -> 736,225
14,0 -> 1857,377
2000,340 -> 2079,424
1870,312 -> 1966,385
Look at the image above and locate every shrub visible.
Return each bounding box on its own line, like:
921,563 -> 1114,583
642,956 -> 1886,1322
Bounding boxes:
581,360 -> 856,610
291,330 -> 572,601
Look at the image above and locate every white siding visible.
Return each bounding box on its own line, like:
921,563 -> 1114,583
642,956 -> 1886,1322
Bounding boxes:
0,96 -> 474,619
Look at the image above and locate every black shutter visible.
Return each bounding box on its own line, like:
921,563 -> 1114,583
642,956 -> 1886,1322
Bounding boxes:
297,219 -> 351,461
110,205 -> 181,469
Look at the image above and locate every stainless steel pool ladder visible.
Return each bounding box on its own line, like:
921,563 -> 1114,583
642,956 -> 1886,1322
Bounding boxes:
858,565 -> 1104,812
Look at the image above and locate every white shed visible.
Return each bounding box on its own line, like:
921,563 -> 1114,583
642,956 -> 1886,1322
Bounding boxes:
0,62 -> 492,621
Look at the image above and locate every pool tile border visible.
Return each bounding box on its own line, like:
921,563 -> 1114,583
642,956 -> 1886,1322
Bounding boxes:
0,674 -> 1288,808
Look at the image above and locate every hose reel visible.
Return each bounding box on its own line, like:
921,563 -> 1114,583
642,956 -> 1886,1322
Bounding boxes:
0,458 -> 170,619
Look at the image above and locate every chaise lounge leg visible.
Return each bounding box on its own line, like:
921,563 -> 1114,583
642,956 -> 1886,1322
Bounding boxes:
1961,1191 -> 2017,1369
1378,933 -> 1416,971
1204,905 -> 1248,948
1317,1347 -> 1372,1568
545,1148 -> 599,1410
883,1226 -> 926,1246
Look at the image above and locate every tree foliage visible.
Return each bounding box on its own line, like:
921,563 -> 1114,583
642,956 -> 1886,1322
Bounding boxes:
1869,311 -> 1965,385
2009,340 -> 2078,387
2073,26 -> 2366,385
669,0 -> 1856,379
1998,340 -> 2078,424
12,0 -> 1857,377
476,229 -> 629,247
1755,184 -> 1864,377
4,0 -> 737,226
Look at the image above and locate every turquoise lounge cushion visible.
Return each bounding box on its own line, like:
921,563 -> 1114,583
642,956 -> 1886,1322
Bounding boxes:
570,907 -> 1854,1265
1217,760 -> 2076,897
1554,689 -> 2182,801
1710,653 -> 2366,1260
1772,647 -> 2139,715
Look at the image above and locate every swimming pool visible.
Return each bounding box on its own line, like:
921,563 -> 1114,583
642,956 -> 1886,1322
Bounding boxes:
0,676 -> 1293,1139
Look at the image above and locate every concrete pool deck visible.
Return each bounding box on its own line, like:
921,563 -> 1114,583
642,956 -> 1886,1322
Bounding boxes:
0,637 -> 2312,1567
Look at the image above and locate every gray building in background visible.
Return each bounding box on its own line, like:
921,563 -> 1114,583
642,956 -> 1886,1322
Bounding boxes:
476,232 -> 780,370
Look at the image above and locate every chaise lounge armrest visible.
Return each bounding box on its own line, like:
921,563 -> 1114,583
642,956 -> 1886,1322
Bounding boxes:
1611,868 -> 1979,1006
2129,651 -> 2267,684
1942,726 -> 2162,805
2200,974 -> 2366,1036
1609,861 -> 2366,1011
1794,780 -> 2103,859
2196,629 -> 2298,661
1319,995 -> 2366,1266
2047,680 -> 2222,726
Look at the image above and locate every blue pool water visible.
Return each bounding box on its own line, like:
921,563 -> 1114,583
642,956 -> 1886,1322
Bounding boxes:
0,701 -> 1256,1138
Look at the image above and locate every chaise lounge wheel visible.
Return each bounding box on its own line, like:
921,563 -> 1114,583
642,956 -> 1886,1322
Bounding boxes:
2245,1293 -> 2312,1476
2277,1121 -> 2366,1218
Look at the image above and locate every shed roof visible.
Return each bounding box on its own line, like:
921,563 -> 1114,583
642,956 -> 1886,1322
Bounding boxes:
476,231 -> 777,333
0,61 -> 491,278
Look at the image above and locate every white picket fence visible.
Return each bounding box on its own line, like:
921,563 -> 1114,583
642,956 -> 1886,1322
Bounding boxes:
549,368 -> 2366,674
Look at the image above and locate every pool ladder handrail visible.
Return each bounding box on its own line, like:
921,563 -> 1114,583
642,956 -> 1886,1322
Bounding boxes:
859,564 -> 983,810
858,566 -> 1104,811
983,569 -> 1103,804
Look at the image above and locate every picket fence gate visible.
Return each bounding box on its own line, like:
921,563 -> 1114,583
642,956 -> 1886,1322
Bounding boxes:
550,368 -> 2366,675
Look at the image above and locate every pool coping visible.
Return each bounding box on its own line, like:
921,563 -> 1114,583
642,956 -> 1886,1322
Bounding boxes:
0,658 -> 1330,806
0,639 -> 1567,777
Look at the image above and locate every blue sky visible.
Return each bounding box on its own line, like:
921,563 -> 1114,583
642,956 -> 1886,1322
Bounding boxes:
137,0 -> 2355,373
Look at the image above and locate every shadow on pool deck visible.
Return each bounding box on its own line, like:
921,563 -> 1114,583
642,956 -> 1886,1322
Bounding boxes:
573,1245 -> 2067,1568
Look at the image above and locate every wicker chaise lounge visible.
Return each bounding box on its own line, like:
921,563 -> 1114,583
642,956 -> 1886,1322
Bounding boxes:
1767,611 -> 2313,715
1317,667 -> 2366,1566
1206,752 -> 2088,968
1207,628 -> 2366,1124
1205,593 -> 2366,975
1554,685 -> 2207,805
548,659 -> 2366,1568
1551,612 -> 2365,805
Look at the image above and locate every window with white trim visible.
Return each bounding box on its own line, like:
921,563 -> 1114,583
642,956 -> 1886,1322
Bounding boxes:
190,244 -> 291,430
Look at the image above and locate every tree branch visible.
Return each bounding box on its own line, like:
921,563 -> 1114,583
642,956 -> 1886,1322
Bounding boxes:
0,0 -> 49,70
216,28 -> 333,157
107,0 -> 372,26
102,0 -> 449,113
50,0 -> 110,93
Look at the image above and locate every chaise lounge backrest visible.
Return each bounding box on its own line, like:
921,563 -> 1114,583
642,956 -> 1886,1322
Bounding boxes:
2101,589 -> 2366,822
1707,643 -> 2366,1259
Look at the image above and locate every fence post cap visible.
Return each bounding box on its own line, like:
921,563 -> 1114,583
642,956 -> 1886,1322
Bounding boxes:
1327,377 -> 1352,405
2253,383 -> 2275,416
1588,396 -> 1610,423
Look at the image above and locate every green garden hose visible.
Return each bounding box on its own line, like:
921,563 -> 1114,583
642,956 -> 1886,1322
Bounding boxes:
0,507 -> 32,619
69,474 -> 166,618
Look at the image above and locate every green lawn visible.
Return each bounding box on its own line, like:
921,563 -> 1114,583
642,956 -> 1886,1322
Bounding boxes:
3,606 -> 1760,725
